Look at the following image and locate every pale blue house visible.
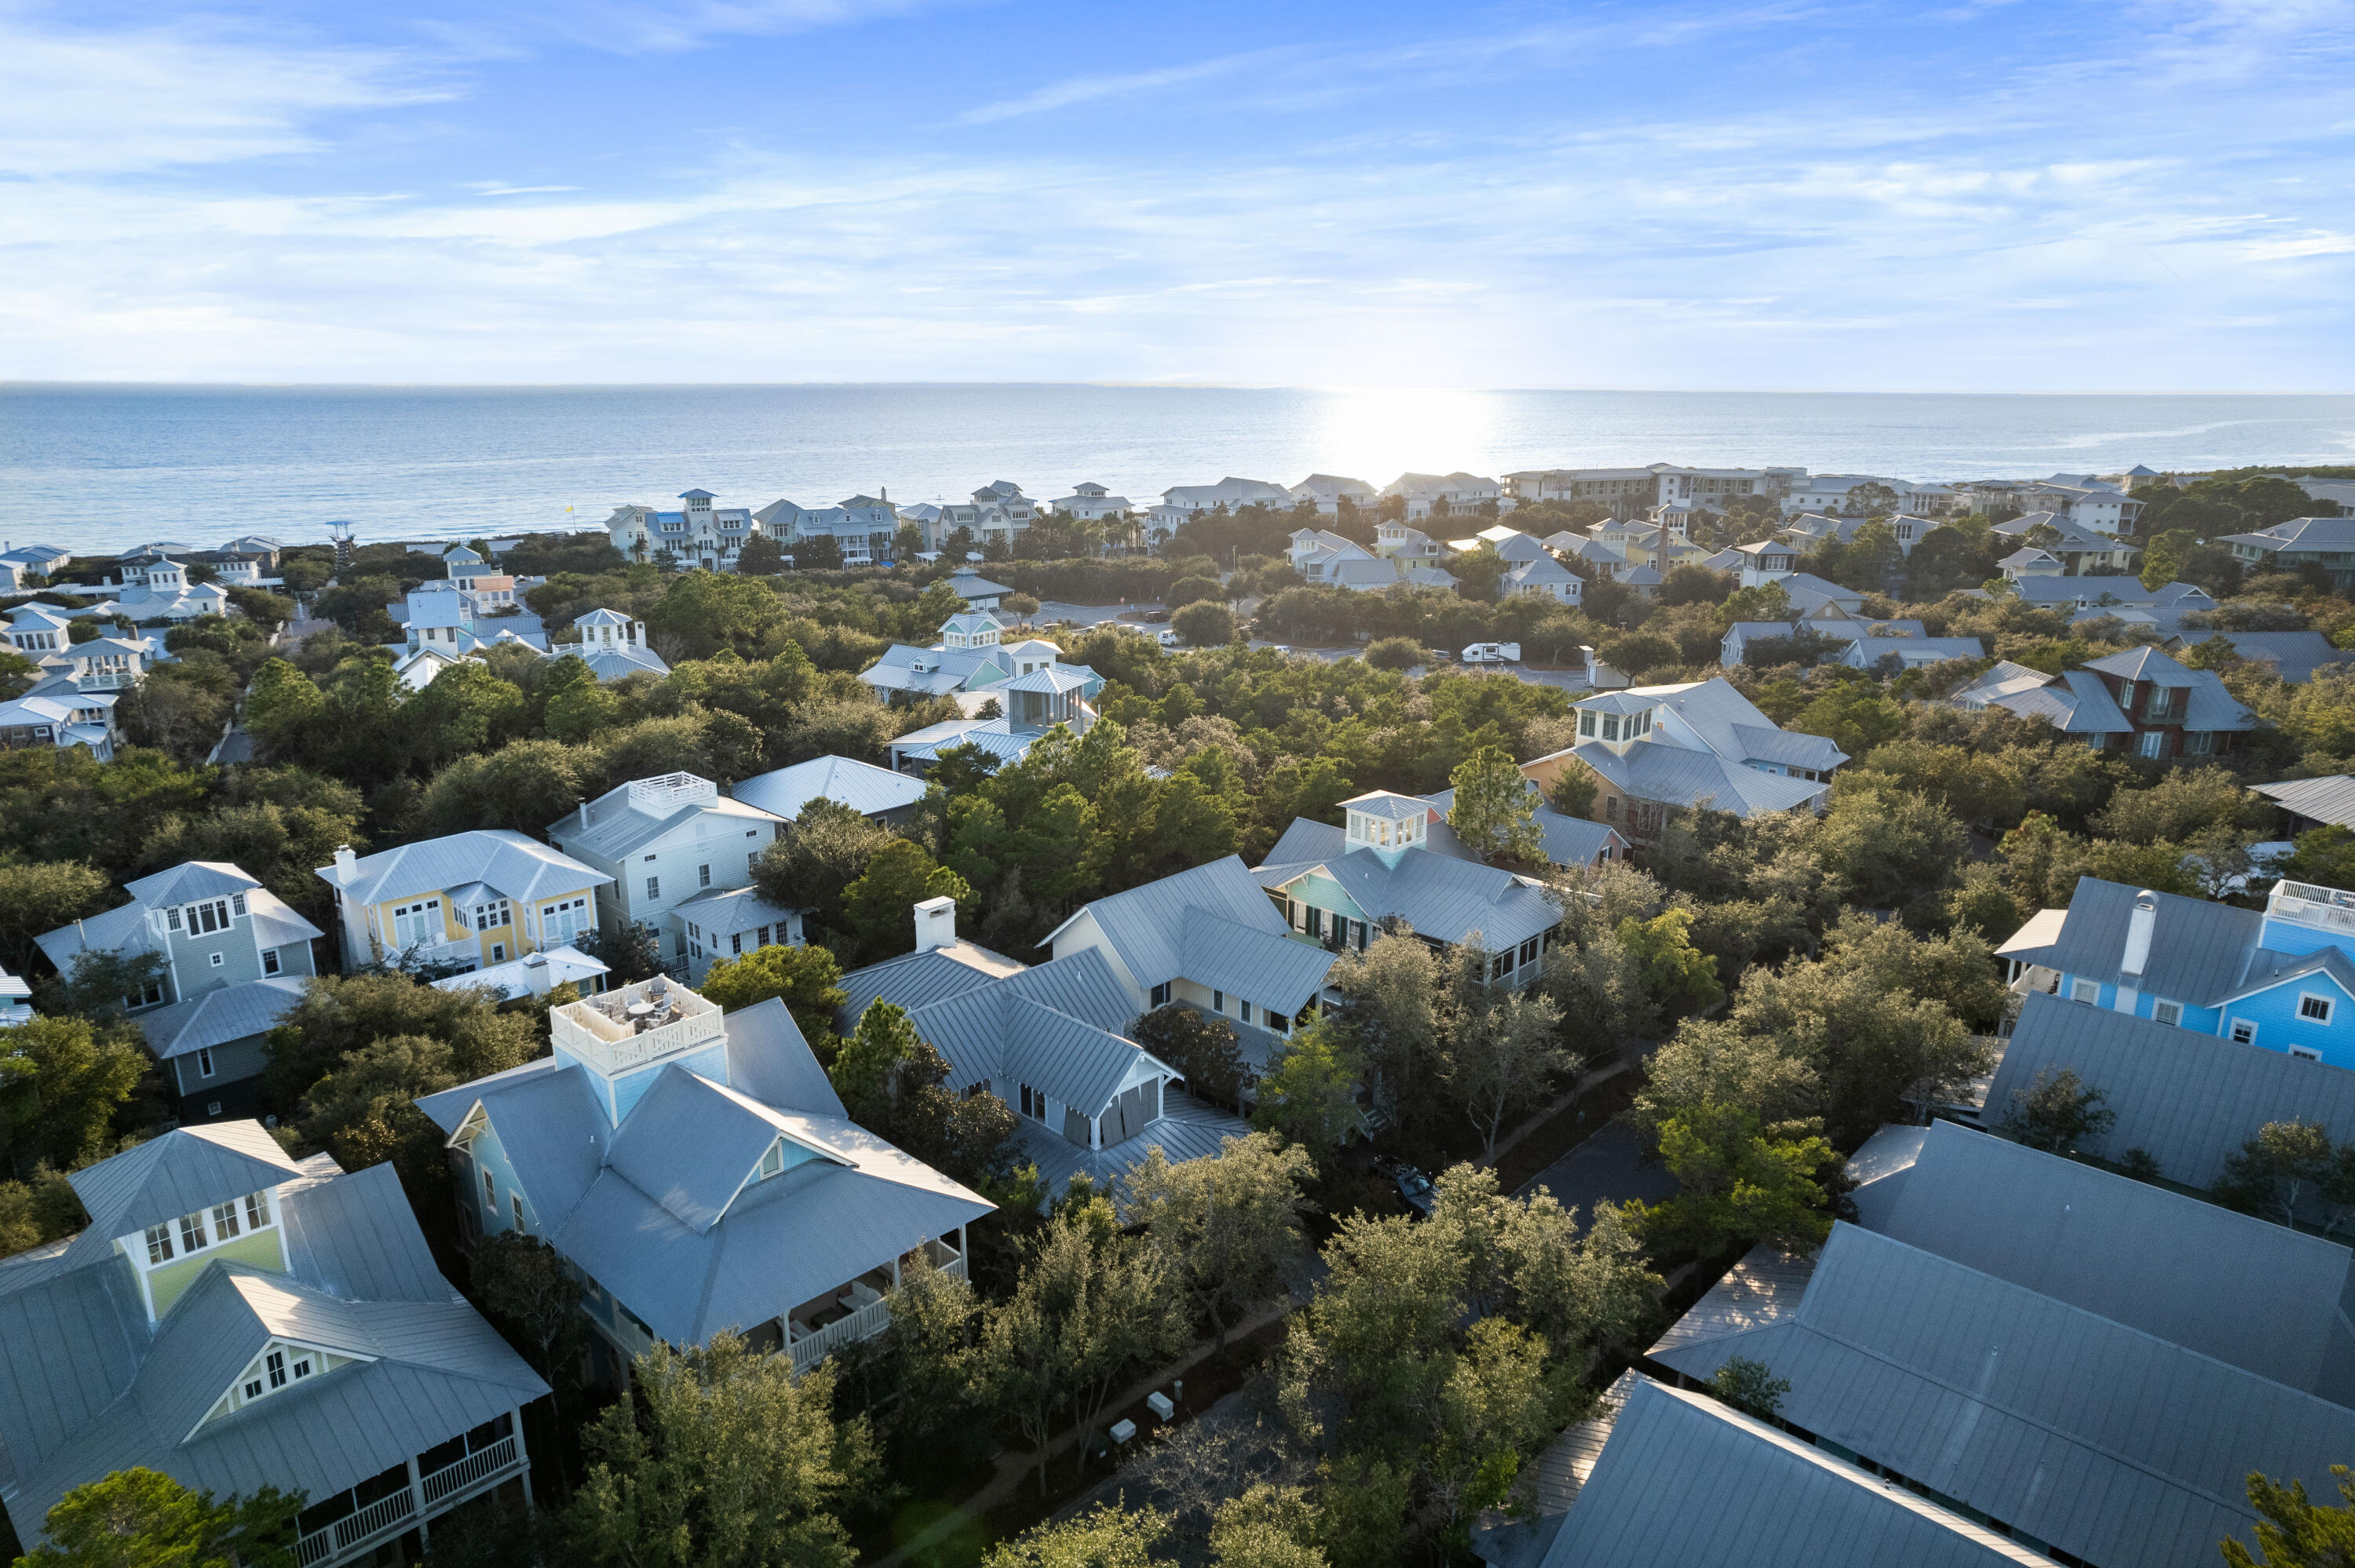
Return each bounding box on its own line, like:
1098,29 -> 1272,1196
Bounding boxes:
1997,876 -> 2355,1069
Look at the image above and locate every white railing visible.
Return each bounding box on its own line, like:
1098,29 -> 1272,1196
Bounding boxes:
550,980 -> 725,1072
297,1486 -> 416,1568
422,1434 -> 520,1506
626,772 -> 717,813
786,1252 -> 966,1374
2270,881 -> 2355,934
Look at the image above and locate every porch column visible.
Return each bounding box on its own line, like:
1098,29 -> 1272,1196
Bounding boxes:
517,1408 -> 535,1513
407,1454 -> 429,1550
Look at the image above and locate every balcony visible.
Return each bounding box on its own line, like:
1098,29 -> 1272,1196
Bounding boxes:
550,975 -> 725,1075
786,1241 -> 966,1375
294,1432 -> 521,1567
398,933 -> 481,972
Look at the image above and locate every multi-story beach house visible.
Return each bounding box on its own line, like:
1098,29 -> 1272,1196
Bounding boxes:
316,832 -> 612,975
545,773 -> 783,961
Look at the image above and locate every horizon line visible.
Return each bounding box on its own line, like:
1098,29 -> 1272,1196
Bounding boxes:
6,381 -> 2355,398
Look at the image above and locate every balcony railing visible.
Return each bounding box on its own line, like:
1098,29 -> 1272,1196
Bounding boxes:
422,1433 -> 519,1506
2270,881 -> 2355,934
787,1251 -> 966,1375
293,1435 -> 523,1567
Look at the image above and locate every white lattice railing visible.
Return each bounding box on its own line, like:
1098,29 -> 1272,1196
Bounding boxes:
296,1485 -> 416,1567
422,1434 -> 519,1506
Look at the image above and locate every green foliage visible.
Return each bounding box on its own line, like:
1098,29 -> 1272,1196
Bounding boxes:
1130,1005 -> 1247,1108
1210,1485 -> 1327,1568
984,1505 -> 1170,1568
2282,826 -> 2355,891
261,973 -> 538,1118
2222,1464 -> 2355,1568
2214,1119 -> 2355,1231
0,1017 -> 148,1176
2001,1067 -> 2116,1157
1637,1103 -> 1840,1258
1445,745 -> 1546,864
566,1333 -> 872,1568
1364,636 -> 1422,672
0,860 -> 113,973
470,1231 -> 589,1389
1173,600 -> 1238,646
1614,909 -> 1722,1015
1250,1016 -> 1364,1161
698,943 -> 846,1050
839,841 -> 970,967
1708,1356 -> 1791,1421
1127,1131 -> 1316,1346
293,1031 -> 458,1198
831,998 -> 921,1123
16,1466 -> 302,1568
0,1165 -> 86,1258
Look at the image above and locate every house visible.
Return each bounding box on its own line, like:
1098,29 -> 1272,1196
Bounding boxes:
1289,527 -> 1377,582
35,860 -> 323,1119
0,961 -> 31,1026
1327,558 -> 1459,593
1729,539 -> 1798,587
1046,482 -> 1136,527
1253,793 -> 1561,987
1952,645 -> 2255,760
947,567 -> 1013,611
859,608 -> 1101,709
604,489 -> 763,571
101,554 -> 231,624
753,494 -> 900,565
1508,1374 -> 2056,1567
1999,546 -> 2064,582
1375,522 -> 1444,560
670,888 -> 805,986
1995,873 -> 2355,1072
418,981 -> 991,1380
433,944 -> 609,1002
1846,1120 -> 2355,1400
396,581 -> 549,661
0,1125 -> 546,1568
1382,472 -> 1508,520
2008,576 -> 2212,622
1287,474 -> 1378,515
1775,571 -> 1865,617
546,772 -> 783,958
842,899 -> 1258,1192
923,482 -> 1038,554
2222,516 -> 2355,589
0,687 -> 119,759
1445,525 -> 1547,563
1045,856 -> 1338,1078
1838,631 -> 1988,670
1548,533 -> 1630,580
2255,775 -> 2355,834
559,607 -> 669,681
1418,785 -> 1627,870
732,753 -> 928,826
2167,629 -> 2354,683
316,832 -> 612,975
1987,512 -> 2139,575
5,603 -> 77,656
2022,476 -> 2143,534
1524,679 -> 1844,841
1501,464 -> 1776,513
1644,1223 -> 2355,1568
1502,552 -> 1583,605
38,634 -> 155,692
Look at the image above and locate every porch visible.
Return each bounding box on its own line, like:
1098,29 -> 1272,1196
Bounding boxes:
776,1234 -> 969,1375
293,1411 -> 528,1567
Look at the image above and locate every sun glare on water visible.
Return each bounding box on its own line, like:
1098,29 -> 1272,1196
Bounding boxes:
1309,388 -> 1504,486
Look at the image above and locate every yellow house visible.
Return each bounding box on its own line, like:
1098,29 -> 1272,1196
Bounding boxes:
317,830 -> 613,975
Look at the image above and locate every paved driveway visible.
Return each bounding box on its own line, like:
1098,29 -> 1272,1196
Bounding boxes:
1513,1121 -> 1677,1224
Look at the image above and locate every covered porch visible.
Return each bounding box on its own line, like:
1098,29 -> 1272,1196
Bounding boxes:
293,1411 -> 528,1567
769,1231 -> 969,1375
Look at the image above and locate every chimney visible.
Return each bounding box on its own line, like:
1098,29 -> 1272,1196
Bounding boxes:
2120,890 -> 2158,979
333,844 -> 356,877
579,799 -> 590,830
915,895 -> 958,954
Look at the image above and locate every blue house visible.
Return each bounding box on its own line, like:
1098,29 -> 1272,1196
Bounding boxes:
1996,876 -> 2355,1068
417,977 -> 993,1381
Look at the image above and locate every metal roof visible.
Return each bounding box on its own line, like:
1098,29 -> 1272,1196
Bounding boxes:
2193,633 -> 2355,683
549,776 -> 779,862
1995,876 -> 2262,1005
317,829 -> 612,908
1570,741 -> 1830,817
835,943 -> 1025,1033
1862,1121 -> 2355,1395
670,886 -> 804,937
898,952 -> 1173,1116
1545,1377 -> 2057,1568
37,875 -> 322,973
1010,1088 -> 1254,1200
63,1124 -> 305,1266
121,862 -> 259,907
608,1070 -> 794,1234
1420,787 -> 1625,870
1729,724 -> 1846,770
1042,856 -> 1329,1011
133,978 -> 309,1061
1991,990 -> 2355,1193
1648,1223 -> 2355,1568
717,998 -> 846,1118
431,944 -> 610,1001
1256,822 -> 1561,952
2256,775 -> 2355,830
2086,645 -> 2198,684
732,754 -> 928,821
1343,791 -> 1429,821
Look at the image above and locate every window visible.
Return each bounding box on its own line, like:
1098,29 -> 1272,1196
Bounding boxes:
2302,994 -> 2335,1023
483,1169 -> 497,1208
1212,990 -> 1225,1014
1519,936 -> 1539,968
512,1194 -> 525,1231
231,893 -> 246,917
730,933 -> 743,955
2138,730 -> 2166,760
2232,1019 -> 2258,1045
261,948 -> 281,975
243,1371 -> 265,1400
1267,1012 -> 1291,1034
211,1201 -> 240,1240
2153,1000 -> 2182,1026
699,864 -> 712,888
1306,907 -> 1324,939
1240,1001 -> 1253,1024
144,1223 -> 174,1264
644,852 -> 657,862
760,1141 -> 784,1180
755,924 -> 771,946
209,951 -> 225,968
473,899 -> 511,932
1151,982 -> 1172,1008
490,943 -> 506,962
542,896 -> 590,943
2293,1046 -> 2324,1062
646,876 -> 659,901
179,1211 -> 208,1254
246,1191 -> 271,1230
2071,979 -> 2099,1004
1491,954 -> 1512,982
197,1048 -> 215,1078
391,899 -> 441,949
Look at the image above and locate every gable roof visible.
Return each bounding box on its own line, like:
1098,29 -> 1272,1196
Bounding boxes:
35,872 -> 323,973
2255,774 -> 2355,830
1042,856 -> 1334,1015
1571,742 -> 1831,817
133,978 -> 309,1061
1993,876 -> 2262,1004
317,830 -> 612,907
1859,1121 -> 2355,1395
1545,1377 -> 2056,1568
549,775 -> 779,861
1648,1224 -> 2355,1568
1254,821 -> 1561,951
63,1125 -> 304,1264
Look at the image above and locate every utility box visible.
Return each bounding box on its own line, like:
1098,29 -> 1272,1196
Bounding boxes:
1147,1391 -> 1175,1420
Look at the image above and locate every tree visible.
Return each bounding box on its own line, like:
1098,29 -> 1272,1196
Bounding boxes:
1126,1131 -> 1316,1348
752,799 -> 893,946
17,1466 -> 302,1568
831,998 -> 922,1124
243,658 -> 326,760
2216,1120 -> 2342,1228
1364,636 -> 1422,672
736,534 -> 785,575
1543,757 -> 1598,818
2000,1067 -> 2115,1156
984,1505 -> 1169,1568
566,1333 -> 871,1568
1172,600 -> 1237,647
573,921 -> 663,986
698,944 -> 847,1049
1210,1486 -> 1327,1568
1636,1102 -> 1840,1258
1250,1016 -> 1362,1161
260,973 -> 538,1116
1324,932 -> 1440,1133
540,655 -> 619,743
1708,1356 -> 1791,1421
471,1231 -> 588,1389
0,1017 -> 147,1176
1615,909 -> 1723,1015
1446,990 -> 1573,1161
1446,746 -> 1546,865
293,1033 -> 458,1200
838,841 -> 970,967
0,1165 -> 84,1257
2223,1464 -> 2355,1568
0,861 -> 113,973
1130,1005 -> 1247,1109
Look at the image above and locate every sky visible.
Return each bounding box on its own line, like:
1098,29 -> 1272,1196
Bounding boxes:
2,0 -> 2352,389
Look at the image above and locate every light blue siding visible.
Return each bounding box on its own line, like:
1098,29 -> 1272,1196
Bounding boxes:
2259,915 -> 2348,960
463,1118 -> 535,1237
2218,976 -> 2355,1070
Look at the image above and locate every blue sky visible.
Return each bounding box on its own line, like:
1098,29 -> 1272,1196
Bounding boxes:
4,0 -> 2352,388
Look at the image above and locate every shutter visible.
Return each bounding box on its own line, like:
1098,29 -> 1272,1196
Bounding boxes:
1062,1107 -> 1090,1147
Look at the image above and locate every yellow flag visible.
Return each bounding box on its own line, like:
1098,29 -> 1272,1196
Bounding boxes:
565,505 -> 574,513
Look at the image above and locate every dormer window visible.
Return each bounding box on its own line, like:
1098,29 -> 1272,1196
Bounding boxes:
759,1140 -> 785,1180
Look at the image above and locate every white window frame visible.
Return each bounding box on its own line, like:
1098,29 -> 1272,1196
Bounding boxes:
2152,1000 -> 2182,1027
2071,979 -> 2099,1004
2299,992 -> 2335,1024
2292,1045 -> 2324,1062
197,1048 -> 215,1078
261,948 -> 281,975
2230,1018 -> 2258,1045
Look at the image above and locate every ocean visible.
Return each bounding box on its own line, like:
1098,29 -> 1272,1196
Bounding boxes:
5,384 -> 2353,557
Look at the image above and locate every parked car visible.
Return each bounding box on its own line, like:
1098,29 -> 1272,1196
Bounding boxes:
1143,609 -> 1171,623
1461,641 -> 1523,664
1371,1154 -> 1437,1217
1156,628 -> 1181,647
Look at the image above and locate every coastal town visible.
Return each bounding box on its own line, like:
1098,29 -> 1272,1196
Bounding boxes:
5,450 -> 2355,1568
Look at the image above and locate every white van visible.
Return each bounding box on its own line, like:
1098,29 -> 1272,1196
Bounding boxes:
1157,628 -> 1182,647
1461,641 -> 1522,664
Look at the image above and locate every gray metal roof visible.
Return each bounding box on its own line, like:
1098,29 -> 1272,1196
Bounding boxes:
670,885 -> 805,935
900,953 -> 1173,1116
2256,774 -> 2355,829
835,943 -> 1025,1034
717,998 -> 846,1118
2179,632 -> 2353,684
1256,822 -> 1561,952
1995,876 -> 2262,1005
63,1124 -> 305,1267
1043,856 -> 1330,1012
1568,741 -> 1829,817
1991,990 -> 2355,1193
317,829 -> 612,908
731,754 -> 927,821
122,862 -> 261,907
1544,1377 -> 2057,1568
37,876 -> 322,973
1864,1121 -> 2355,1395
1648,1223 -> 2355,1568
1729,723 -> 1846,770
134,978 -> 309,1061
606,1070 -> 786,1234
550,775 -> 779,861
1420,787 -> 1625,870
1009,1088 -> 1254,1200
2086,644 -> 2198,684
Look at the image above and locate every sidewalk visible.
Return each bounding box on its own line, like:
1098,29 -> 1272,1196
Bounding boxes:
871,1296 -> 1291,1568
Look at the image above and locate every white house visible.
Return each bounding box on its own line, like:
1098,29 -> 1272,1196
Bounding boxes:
1382,472 -> 1509,520
1503,553 -> 1583,604
561,608 -> 670,681
0,683 -> 119,760
1046,482 -> 1136,525
1288,474 -> 1379,515
604,489 -> 763,571
920,482 -> 1040,554
1376,522 -> 1444,560
1289,528 -> 1377,582
754,494 -> 900,565
545,773 -> 784,956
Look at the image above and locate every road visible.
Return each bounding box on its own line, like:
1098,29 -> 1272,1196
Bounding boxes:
1513,1121 -> 1678,1223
